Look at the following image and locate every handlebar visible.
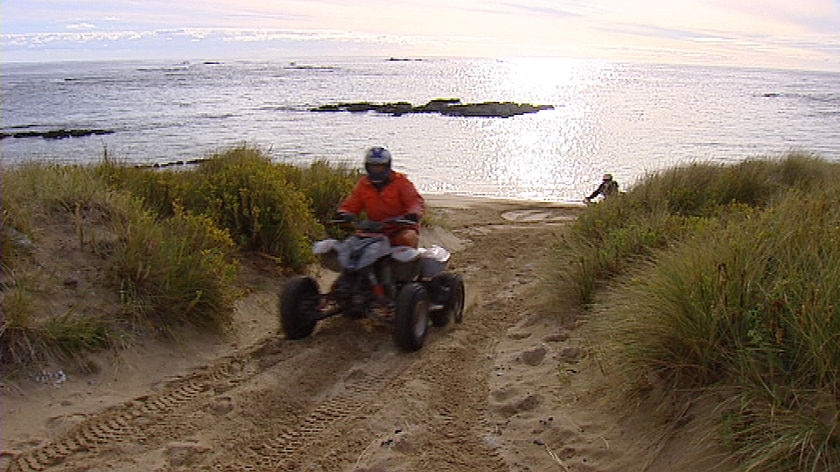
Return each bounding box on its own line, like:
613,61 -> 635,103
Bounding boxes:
384,217 -> 418,226
328,217 -> 417,232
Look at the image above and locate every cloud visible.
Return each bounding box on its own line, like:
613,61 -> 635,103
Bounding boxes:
66,23 -> 98,31
500,1 -> 582,19
0,27 -> 432,61
1,0 -> 838,70
1,27 -> 408,46
3,30 -> 148,47
598,23 -> 724,42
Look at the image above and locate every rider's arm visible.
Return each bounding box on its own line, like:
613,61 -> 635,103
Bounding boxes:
399,177 -> 425,220
587,182 -> 605,200
338,179 -> 368,216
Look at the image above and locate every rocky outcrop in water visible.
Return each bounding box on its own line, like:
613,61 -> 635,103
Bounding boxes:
0,129 -> 115,140
311,98 -> 554,117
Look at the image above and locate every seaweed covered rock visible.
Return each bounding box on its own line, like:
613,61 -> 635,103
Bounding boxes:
311,98 -> 553,117
0,128 -> 115,140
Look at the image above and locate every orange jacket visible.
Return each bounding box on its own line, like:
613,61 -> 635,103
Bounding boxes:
338,171 -> 425,230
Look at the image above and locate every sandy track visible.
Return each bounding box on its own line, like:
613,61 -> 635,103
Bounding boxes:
2,196 -> 727,472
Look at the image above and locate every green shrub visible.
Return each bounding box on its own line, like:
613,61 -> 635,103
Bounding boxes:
97,147 -> 342,270
281,158 -> 360,223
187,148 -> 322,269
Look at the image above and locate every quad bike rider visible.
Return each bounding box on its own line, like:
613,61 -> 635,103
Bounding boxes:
584,173 -> 619,204
337,146 -> 425,248
279,147 -> 465,351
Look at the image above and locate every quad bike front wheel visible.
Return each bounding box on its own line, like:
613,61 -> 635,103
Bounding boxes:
393,282 -> 430,352
279,275 -> 320,339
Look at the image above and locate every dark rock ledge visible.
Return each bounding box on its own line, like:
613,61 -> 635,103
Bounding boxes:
311,98 -> 554,118
0,129 -> 115,140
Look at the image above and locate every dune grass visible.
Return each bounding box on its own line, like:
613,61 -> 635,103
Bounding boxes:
2,162 -> 125,366
1,147 -> 358,368
558,154 -> 838,305
548,153 -> 840,471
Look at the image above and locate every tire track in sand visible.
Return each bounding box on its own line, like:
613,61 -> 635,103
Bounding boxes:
4,340 -> 277,472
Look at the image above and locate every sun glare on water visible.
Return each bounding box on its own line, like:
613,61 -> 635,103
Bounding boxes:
453,57 -> 617,201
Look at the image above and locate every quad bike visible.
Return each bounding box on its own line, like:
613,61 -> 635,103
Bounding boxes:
279,217 -> 465,352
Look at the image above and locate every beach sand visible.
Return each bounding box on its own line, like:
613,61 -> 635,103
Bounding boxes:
1,195 -> 731,471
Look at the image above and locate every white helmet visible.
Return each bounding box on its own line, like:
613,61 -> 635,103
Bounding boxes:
364,147 -> 392,184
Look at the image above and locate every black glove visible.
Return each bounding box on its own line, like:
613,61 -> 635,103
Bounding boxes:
404,213 -> 419,222
337,212 -> 355,223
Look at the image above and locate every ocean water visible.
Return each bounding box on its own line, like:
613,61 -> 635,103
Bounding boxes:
2,57 -> 839,203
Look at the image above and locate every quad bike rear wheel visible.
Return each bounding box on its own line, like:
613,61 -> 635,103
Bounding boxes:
429,273 -> 466,327
279,275 -> 320,339
393,282 -> 430,352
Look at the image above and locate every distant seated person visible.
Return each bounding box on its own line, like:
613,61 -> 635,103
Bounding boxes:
584,173 -> 619,203
337,146 -> 425,248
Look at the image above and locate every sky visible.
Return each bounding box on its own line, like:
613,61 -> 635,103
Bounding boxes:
2,0 -> 840,72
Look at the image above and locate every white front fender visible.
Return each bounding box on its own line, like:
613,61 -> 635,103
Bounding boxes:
312,239 -> 338,255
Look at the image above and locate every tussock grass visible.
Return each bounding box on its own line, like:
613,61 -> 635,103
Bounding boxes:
559,154 -> 839,305
106,202 -> 240,334
2,147 -> 356,369
549,153 -> 840,471
0,276 -> 40,365
1,163 -> 119,366
1,300 -> 110,369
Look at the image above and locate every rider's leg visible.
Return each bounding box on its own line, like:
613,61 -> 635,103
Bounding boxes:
391,229 -> 419,248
